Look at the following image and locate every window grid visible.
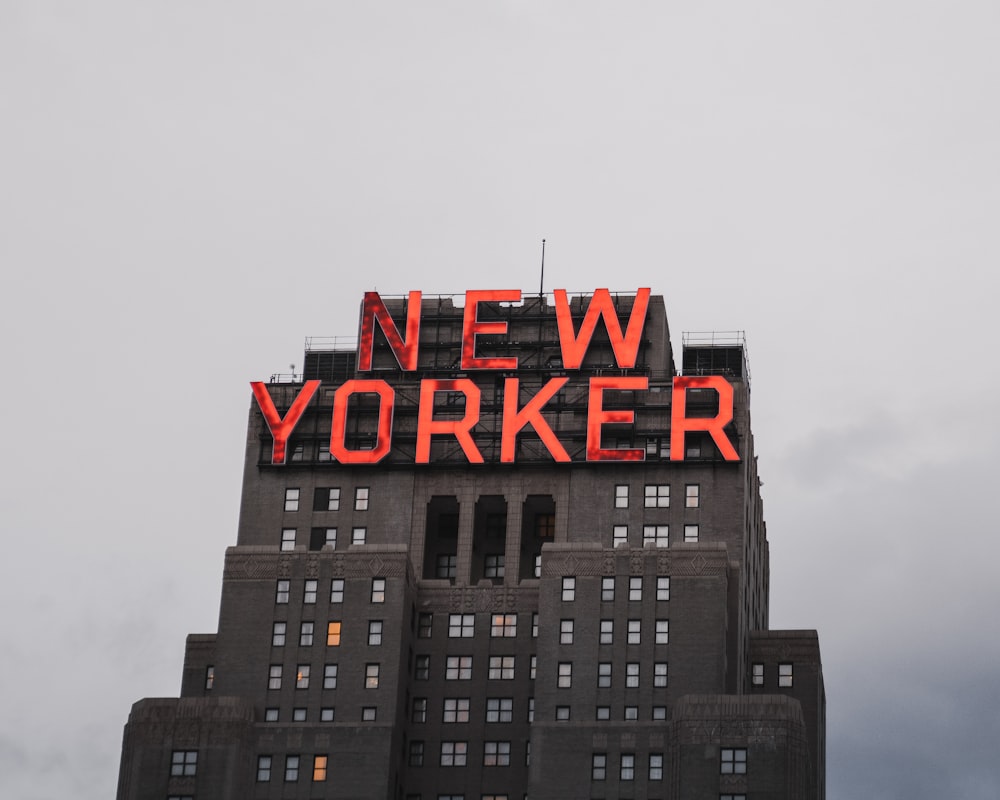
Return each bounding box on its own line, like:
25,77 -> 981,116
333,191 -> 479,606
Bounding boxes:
601,577 -> 614,602
440,741 -> 468,767
656,576 -> 670,601
418,612 -> 433,638
303,579 -> 318,604
371,578 -> 386,603
684,523 -> 699,543
330,579 -> 344,604
654,661 -> 669,687
643,524 -> 669,548
449,614 -> 475,638
489,656 -> 515,680
170,750 -> 198,777
443,697 -> 471,723
557,662 -> 572,688
257,754 -> 272,782
721,748 -> 747,774
268,665 -> 282,690
280,528 -> 296,551
327,622 -> 341,646
600,619 -> 613,645
446,656 -> 473,680
629,576 -> 643,601
559,619 -> 574,645
598,662 -> 612,688
614,484 -> 629,508
779,663 -> 794,687
561,577 -> 576,601
275,579 -> 290,604
655,619 -> 670,644
592,753 -> 607,781
626,662 -> 640,687
272,622 -> 286,647
613,525 -> 628,547
685,483 -> 700,508
284,754 -> 299,782
490,614 -> 517,638
364,663 -> 379,689
355,486 -> 369,511
486,697 -> 513,723
620,753 -> 635,781
649,753 -> 664,780
295,664 -> 310,689
284,488 -> 300,512
483,741 -> 511,766
644,484 -> 669,507
299,621 -> 314,646
323,664 -> 337,689
313,754 -> 328,781
368,620 -> 383,646
627,619 -> 641,645
352,526 -> 367,545
752,663 -> 765,686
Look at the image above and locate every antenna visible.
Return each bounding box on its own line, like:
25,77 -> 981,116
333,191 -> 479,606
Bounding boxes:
538,238 -> 546,297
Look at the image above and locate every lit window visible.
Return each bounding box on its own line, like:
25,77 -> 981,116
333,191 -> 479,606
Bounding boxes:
684,524 -> 699,543
484,554 -> 505,578
362,706 -> 376,721
417,612 -> 433,638
281,528 -> 297,551
327,622 -> 341,646
531,613 -> 539,638
486,697 -> 513,723
721,748 -> 747,774
299,621 -> 314,646
275,579 -> 290,604
296,664 -> 310,689
652,706 -> 666,720
561,577 -> 575,601
268,664 -> 282,690
371,578 -> 386,603
292,707 -> 306,721
412,697 -> 427,723
484,741 -> 511,766
779,663 -> 793,687
446,656 -> 473,680
654,661 -> 669,687
629,576 -> 643,601
655,619 -> 669,644
599,619 -> 613,645
365,663 -> 379,689
368,620 -> 383,646
685,483 -> 700,508
596,706 -> 610,720
627,619 -> 641,645
601,577 -> 614,602
614,484 -> 629,508
284,754 -> 299,782
415,655 -> 430,680
449,613 -> 475,638
557,662 -> 572,688
597,662 -> 612,688
440,741 -> 468,767
592,753 -> 607,780
620,753 -> 635,781
284,488 -> 300,512
527,697 -> 534,722
535,513 -> 555,538
352,527 -> 367,545
649,753 -> 663,780
323,664 -> 337,689
204,665 -> 214,690
408,740 -> 424,766
170,750 -> 197,776
489,656 -> 515,680
320,707 -> 334,721
656,576 -> 670,601
491,614 -> 517,638
643,525 -> 669,548
626,661 -> 640,687
355,487 -> 369,511
443,697 -> 471,723
644,484 -> 669,508
303,579 -> 318,604
313,754 -> 328,781
315,487 -> 340,511
264,707 -> 279,722
751,663 -> 764,686
559,619 -> 574,645
624,705 -> 638,720
436,554 -> 457,578
330,579 -> 344,603
613,525 -> 628,547
257,754 -> 272,782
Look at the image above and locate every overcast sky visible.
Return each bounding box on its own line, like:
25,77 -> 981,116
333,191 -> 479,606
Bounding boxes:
2,2 -> 998,798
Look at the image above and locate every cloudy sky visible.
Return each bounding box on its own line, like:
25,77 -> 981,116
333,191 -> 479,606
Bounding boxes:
2,2 -> 998,797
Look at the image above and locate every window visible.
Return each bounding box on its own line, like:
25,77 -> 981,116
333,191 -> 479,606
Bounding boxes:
685,483 -> 700,508
296,664 -> 310,689
257,754 -> 272,782
264,706 -> 279,722
597,662 -> 612,688
447,656 -> 473,680
415,655 -> 430,680
620,753 -> 635,781
684,523 -> 699,543
412,697 -> 428,723
533,553 -> 542,578
531,613 -> 539,637
320,707 -> 335,721
362,706 -> 376,721
557,662 -> 572,688
352,526 -> 367,545
281,528 -> 297,551
555,705 -> 570,720
484,741 -> 510,766
327,622 -> 341,646
652,705 -> 667,720
626,662 -> 640,687
561,577 -> 575,601
292,707 -> 307,721
491,614 -> 516,638
721,748 -> 747,774
303,579 -> 318,604
290,443 -> 304,461
486,697 -> 513,723
321,527 -> 337,549
644,484 -> 669,507
268,665 -> 282,690
355,486 -> 369,510
536,513 -> 555,538
601,577 -> 615,602
484,554 -> 505,578
371,578 -> 386,603
655,619 -> 669,644
170,750 -> 197,776
649,753 -> 663,780
300,621 -> 314,646
654,661 -> 669,687
627,619 -> 641,645
624,705 -> 638,720
527,697 -> 535,722
330,579 -> 344,604
313,754 -> 328,781
656,576 -> 670,601
418,612 -> 433,638
559,619 -> 574,644
443,697 -> 471,723
643,525 -> 669,548
614,484 -> 629,508
436,554 -> 457,578
440,741 -> 468,767
629,576 -> 643,601
751,663 -> 764,686
323,663 -> 337,689
530,655 -> 537,680
596,705 -> 610,720
315,487 -> 340,511
489,656 -> 514,680
449,614 -> 475,638
285,754 -> 300,782
204,665 -> 214,690
409,740 -> 424,767
600,619 -> 613,645
275,579 -> 290,604
365,663 -> 379,689
592,753 -> 607,781
613,525 -> 628,547
368,620 -> 383,646
779,663 -> 794,687
284,488 -> 300,511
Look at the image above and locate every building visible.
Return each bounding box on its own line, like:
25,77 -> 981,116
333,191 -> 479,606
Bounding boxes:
117,289 -> 825,800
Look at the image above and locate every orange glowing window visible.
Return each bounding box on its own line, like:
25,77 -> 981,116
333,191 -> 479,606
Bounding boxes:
327,622 -> 341,646
313,754 -> 328,781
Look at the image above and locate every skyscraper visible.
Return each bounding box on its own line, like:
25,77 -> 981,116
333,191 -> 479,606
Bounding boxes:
117,289 -> 824,800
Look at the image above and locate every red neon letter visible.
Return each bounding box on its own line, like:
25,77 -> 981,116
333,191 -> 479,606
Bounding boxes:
461,289 -> 520,370
554,288 -> 650,369
586,377 -> 648,461
251,380 -> 321,464
500,377 -> 571,463
670,376 -> 740,461
416,379 -> 484,463
358,291 -> 422,371
329,380 -> 395,464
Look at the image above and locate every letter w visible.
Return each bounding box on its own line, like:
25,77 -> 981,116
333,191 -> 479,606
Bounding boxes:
554,288 -> 650,369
